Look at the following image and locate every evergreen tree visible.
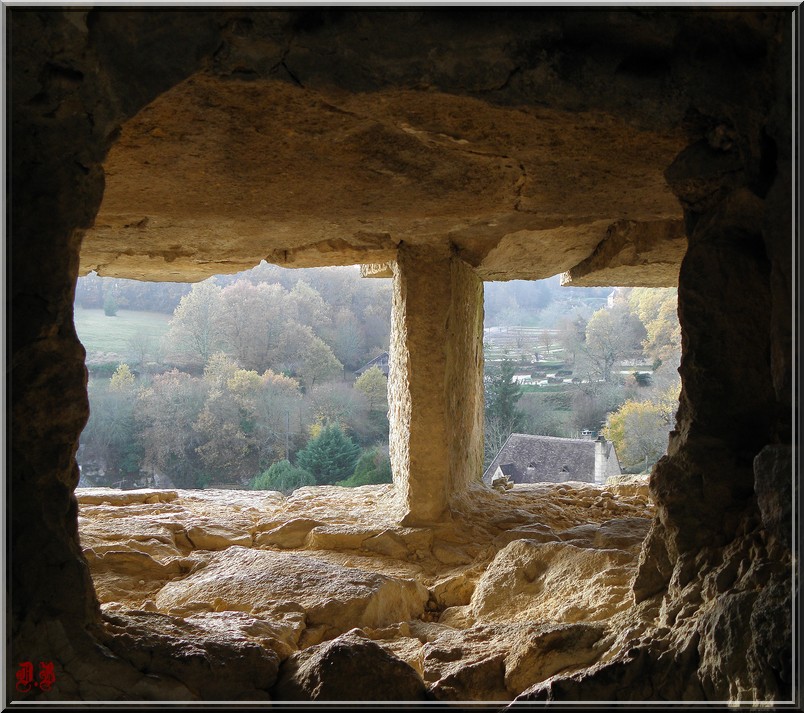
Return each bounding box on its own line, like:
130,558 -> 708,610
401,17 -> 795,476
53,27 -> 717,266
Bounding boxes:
484,359 -> 525,432
295,424 -> 360,485
484,359 -> 526,467
103,292 -> 118,316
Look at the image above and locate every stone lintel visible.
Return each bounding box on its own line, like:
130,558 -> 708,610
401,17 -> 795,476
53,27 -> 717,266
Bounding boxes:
389,245 -> 485,525
561,219 -> 687,288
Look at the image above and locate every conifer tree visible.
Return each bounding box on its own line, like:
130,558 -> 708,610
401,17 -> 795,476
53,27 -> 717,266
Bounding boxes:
484,359 -> 525,467
296,423 -> 360,485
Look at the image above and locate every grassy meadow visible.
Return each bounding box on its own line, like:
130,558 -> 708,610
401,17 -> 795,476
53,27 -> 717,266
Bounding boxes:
74,307 -> 171,358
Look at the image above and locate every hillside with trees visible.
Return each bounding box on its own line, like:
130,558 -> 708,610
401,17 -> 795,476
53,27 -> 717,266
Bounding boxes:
75,265 -> 680,490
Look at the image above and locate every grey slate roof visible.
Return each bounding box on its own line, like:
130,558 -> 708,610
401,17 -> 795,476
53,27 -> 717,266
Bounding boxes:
355,351 -> 389,377
482,433 -> 618,485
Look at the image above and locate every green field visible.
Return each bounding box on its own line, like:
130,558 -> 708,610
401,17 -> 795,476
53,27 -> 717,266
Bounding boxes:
74,307 -> 171,356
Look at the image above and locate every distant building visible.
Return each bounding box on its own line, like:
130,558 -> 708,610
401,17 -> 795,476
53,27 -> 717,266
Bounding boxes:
355,351 -> 390,377
483,433 -> 621,486
607,287 -> 626,309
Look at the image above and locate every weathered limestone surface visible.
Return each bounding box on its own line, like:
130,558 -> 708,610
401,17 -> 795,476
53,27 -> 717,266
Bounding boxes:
81,74 -> 684,282
468,519 -> 650,625
75,481 -> 655,701
153,548 -> 430,637
389,246 -> 485,524
561,219 -> 687,287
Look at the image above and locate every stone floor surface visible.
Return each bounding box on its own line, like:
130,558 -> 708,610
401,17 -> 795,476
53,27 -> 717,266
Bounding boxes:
77,477 -> 655,701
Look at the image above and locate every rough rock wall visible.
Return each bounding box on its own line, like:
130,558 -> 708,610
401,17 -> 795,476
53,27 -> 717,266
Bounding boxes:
9,8 -> 113,690
523,11 -> 794,704
8,9 -> 260,700
638,10 -> 792,700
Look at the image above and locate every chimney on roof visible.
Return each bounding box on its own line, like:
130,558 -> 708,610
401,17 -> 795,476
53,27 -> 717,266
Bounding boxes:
594,437 -> 609,484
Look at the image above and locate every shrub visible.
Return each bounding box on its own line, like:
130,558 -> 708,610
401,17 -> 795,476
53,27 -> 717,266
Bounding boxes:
249,460 -> 315,493
338,447 -> 393,487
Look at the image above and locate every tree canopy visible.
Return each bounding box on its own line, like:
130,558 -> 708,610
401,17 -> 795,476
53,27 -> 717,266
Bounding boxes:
580,303 -> 646,383
167,279 -> 224,365
604,380 -> 680,470
354,366 -> 388,412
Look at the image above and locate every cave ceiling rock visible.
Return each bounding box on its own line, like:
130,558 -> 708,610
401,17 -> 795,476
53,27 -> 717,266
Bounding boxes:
80,71 -> 686,284
561,218 -> 687,287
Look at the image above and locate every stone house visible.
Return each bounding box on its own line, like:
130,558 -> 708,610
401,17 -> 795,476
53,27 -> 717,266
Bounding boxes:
483,433 -> 621,486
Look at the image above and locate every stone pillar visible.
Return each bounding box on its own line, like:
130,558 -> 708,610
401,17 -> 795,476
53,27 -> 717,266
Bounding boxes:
388,245 -> 485,525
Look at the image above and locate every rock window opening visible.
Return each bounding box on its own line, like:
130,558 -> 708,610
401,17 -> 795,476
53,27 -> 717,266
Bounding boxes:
75,263 -> 393,493
482,280 -> 681,489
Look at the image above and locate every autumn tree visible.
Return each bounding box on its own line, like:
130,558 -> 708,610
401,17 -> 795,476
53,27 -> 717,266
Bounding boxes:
354,366 -> 388,412
203,352 -> 240,387
604,379 -> 680,471
628,287 -> 681,369
194,392 -> 254,485
127,330 -> 153,369
218,280 -> 272,370
109,363 -> 136,391
305,382 -> 364,429
289,280 -> 331,338
79,366 -> 142,484
325,307 -> 367,370
192,356 -> 261,485
557,313 -> 587,367
580,304 -> 646,383
305,266 -> 358,311
604,401 -> 669,471
289,327 -> 343,390
166,279 -> 224,366
253,370 -> 303,463
136,369 -> 208,488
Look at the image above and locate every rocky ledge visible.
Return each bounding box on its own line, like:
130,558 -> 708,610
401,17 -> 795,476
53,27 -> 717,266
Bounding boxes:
77,478 -> 655,701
